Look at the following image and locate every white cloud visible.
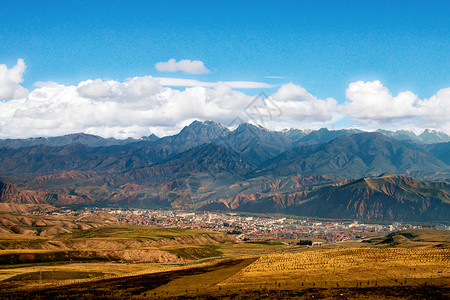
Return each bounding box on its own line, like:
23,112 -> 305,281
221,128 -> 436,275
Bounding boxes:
342,80 -> 420,120
271,83 -> 339,122
155,59 -> 210,74
419,87 -> 450,121
0,59 -> 28,100
1,60 -> 449,139
223,81 -> 273,89
0,73 -> 336,139
341,80 -> 450,134
77,77 -> 162,103
415,87 -> 450,133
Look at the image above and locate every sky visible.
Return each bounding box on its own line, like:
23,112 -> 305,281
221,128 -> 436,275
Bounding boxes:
0,0 -> 449,138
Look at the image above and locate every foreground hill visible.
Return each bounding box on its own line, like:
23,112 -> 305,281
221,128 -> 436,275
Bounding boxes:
4,173 -> 446,221
0,229 -> 448,299
367,229 -> 450,247
0,220 -> 235,265
0,211 -> 117,236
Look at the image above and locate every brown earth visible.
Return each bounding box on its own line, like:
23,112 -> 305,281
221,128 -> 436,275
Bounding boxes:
0,258 -> 257,299
0,257 -> 448,299
0,211 -> 118,237
0,181 -> 48,205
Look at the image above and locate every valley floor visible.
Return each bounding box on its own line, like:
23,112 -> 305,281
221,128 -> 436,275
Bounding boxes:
0,246 -> 448,299
0,219 -> 449,299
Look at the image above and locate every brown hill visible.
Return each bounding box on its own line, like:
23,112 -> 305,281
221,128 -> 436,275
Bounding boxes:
200,174 -> 450,221
0,181 -> 46,205
0,211 -> 118,237
366,229 -> 450,248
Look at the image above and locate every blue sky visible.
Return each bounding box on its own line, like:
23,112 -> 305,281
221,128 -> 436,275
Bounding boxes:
0,0 -> 449,138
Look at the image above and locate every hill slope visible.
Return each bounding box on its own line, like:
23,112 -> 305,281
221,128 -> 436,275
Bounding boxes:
209,174 -> 450,221
0,181 -> 45,205
255,133 -> 449,179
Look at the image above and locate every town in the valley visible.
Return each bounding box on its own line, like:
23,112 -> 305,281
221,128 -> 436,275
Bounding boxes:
43,208 -> 450,243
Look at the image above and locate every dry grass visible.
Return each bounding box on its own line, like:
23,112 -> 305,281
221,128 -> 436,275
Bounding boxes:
0,248 -> 448,299
1,226 -> 449,298
148,257 -> 257,298
218,241 -> 292,257
221,247 -> 450,289
0,261 -> 192,293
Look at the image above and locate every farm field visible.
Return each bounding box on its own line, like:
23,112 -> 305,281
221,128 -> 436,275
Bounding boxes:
0,247 -> 448,299
149,247 -> 449,298
0,248 -> 450,299
0,225 -> 449,299
222,247 -> 450,289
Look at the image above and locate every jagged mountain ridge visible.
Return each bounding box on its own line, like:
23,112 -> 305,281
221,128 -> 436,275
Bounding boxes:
0,133 -> 159,149
0,121 -> 450,221
292,128 -> 365,146
1,121 -> 449,178
215,123 -> 293,165
0,121 -> 235,176
1,121 -> 449,150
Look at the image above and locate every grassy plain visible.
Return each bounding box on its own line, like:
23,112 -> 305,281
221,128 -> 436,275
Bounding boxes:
0,224 -> 449,299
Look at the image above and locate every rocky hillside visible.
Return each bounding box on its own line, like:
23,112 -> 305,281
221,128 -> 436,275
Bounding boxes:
255,133 -> 449,179
205,174 -> 450,221
0,181 -> 46,204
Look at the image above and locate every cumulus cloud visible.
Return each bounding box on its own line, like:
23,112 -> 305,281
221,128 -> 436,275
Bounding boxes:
0,74 -> 337,138
155,59 -> 210,74
419,87 -> 450,121
0,59 -> 28,100
77,77 -> 162,103
1,60 -> 449,138
271,83 -> 339,122
341,80 -> 450,133
342,80 -> 420,120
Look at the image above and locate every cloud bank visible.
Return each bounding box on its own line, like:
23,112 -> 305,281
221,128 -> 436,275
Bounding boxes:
341,80 -> 450,133
0,59 -> 449,138
155,59 -> 210,74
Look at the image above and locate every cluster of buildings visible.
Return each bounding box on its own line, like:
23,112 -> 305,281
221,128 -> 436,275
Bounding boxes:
102,208 -> 440,242
38,207 -> 448,243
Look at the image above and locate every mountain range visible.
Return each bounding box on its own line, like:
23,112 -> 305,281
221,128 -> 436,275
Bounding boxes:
0,133 -> 159,148
0,120 -> 449,221
1,123 -> 449,149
